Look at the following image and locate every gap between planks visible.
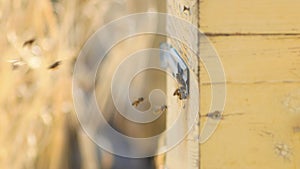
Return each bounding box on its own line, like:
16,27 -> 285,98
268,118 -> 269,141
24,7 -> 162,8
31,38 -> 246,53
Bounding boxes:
201,80 -> 300,86
203,32 -> 300,37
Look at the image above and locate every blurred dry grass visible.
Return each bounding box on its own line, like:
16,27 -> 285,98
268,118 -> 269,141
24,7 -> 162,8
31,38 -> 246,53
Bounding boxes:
0,0 -> 116,168
0,0 -> 166,168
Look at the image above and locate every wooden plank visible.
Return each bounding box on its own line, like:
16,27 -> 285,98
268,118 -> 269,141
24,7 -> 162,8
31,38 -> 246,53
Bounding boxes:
166,0 -> 200,168
200,0 -> 300,33
200,35 -> 300,83
167,0 -> 199,72
200,83 -> 300,169
199,34 -> 300,169
200,0 -> 300,168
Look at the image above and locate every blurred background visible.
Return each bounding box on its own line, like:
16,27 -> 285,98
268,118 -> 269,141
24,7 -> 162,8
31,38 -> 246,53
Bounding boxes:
0,0 -> 167,168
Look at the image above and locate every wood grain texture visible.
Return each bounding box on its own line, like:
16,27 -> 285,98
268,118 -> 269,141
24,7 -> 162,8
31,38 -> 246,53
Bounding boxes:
200,36 -> 300,83
167,0 -> 199,72
200,0 -> 300,33
200,83 -> 300,169
200,11 -> 300,169
168,0 -> 300,168
166,0 -> 200,169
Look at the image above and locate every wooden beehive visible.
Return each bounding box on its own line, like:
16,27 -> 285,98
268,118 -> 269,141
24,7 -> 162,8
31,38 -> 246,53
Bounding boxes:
166,0 -> 300,169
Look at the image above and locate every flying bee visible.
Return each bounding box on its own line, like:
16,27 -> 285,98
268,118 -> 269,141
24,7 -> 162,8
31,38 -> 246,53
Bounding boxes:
294,126 -> 300,133
131,97 -> 144,107
48,61 -> 61,70
23,38 -> 36,47
7,59 -> 26,70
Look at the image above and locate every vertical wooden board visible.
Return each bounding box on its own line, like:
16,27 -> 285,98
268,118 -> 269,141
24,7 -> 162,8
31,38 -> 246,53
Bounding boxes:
167,0 -> 199,72
200,0 -> 300,33
166,0 -> 200,168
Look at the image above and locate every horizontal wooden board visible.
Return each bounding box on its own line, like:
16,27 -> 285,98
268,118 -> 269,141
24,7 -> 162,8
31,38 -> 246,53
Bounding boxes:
200,0 -> 300,33
200,35 -> 300,83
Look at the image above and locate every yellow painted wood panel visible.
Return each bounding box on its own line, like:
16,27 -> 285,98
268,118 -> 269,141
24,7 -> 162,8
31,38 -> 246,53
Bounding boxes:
200,83 -> 300,169
200,0 -> 300,33
165,0 -> 300,168
199,34 -> 300,169
200,36 -> 300,82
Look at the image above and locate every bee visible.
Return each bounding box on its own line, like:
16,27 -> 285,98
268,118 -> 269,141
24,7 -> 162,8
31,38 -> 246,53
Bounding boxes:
131,97 -> 144,107
274,143 -> 291,160
201,111 -> 223,120
173,88 -> 180,96
23,38 -> 36,47
182,5 -> 191,15
161,105 -> 168,112
201,111 -> 244,120
154,105 -> 168,115
294,126 -> 300,133
173,88 -> 184,100
207,111 -> 223,119
159,105 -> 168,113
7,59 -> 26,70
183,5 -> 190,13
48,61 -> 61,70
